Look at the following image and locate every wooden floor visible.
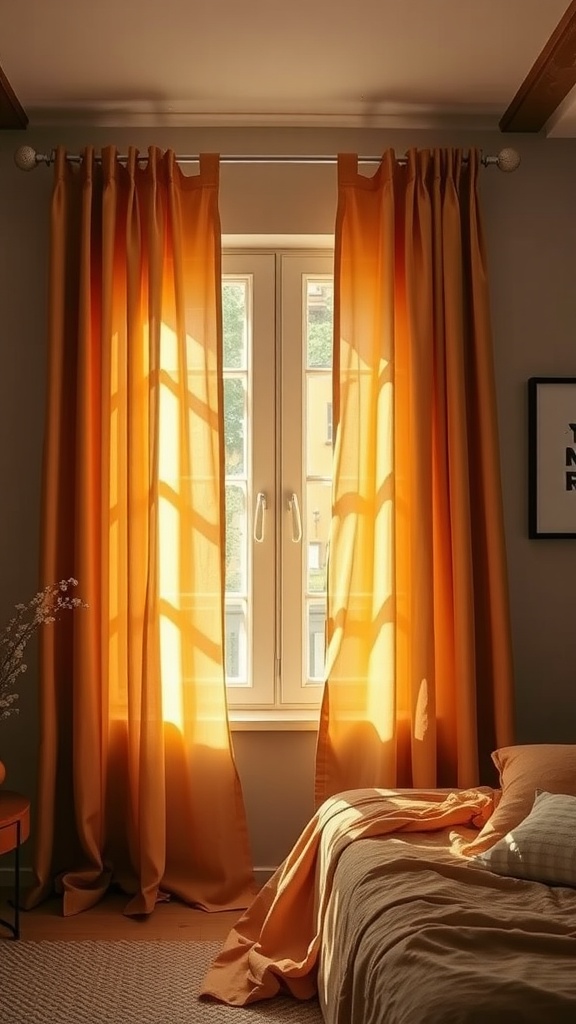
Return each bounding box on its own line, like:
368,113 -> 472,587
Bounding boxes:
0,887 -> 242,942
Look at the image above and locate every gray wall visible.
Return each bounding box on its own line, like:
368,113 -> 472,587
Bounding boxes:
1,124 -> 576,873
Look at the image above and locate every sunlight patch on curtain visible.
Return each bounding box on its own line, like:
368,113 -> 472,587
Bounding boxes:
158,318 -> 230,748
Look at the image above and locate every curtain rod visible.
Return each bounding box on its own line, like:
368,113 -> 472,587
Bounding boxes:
13,145 -> 521,173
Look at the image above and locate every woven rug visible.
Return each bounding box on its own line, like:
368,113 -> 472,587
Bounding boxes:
0,939 -> 323,1023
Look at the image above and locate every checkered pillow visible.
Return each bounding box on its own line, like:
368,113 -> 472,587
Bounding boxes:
472,791 -> 576,887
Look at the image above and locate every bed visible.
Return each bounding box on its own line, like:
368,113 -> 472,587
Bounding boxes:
199,744 -> 576,1022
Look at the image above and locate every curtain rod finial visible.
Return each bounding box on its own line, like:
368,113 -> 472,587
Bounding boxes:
497,147 -> 521,173
14,145 -> 38,171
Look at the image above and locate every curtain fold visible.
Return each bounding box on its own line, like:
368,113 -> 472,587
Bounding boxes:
316,148 -> 515,805
26,145 -> 255,916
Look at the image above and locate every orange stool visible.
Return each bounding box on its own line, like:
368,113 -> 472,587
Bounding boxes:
0,790 -> 30,939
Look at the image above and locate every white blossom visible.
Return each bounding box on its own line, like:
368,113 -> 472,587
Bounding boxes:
0,579 -> 87,720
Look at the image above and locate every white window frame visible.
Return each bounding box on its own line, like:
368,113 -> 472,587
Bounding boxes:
222,246 -> 334,729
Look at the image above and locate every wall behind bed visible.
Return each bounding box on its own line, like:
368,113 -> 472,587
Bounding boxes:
1,124 -> 575,877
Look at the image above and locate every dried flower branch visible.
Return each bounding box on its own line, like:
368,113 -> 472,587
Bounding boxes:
0,578 -> 87,720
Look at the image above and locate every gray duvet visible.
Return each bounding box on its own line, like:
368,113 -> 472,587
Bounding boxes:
318,831 -> 576,1023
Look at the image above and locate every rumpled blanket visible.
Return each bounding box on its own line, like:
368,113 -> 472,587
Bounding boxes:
199,787 -> 495,1006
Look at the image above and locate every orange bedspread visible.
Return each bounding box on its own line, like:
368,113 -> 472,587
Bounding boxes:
199,787 -> 495,1007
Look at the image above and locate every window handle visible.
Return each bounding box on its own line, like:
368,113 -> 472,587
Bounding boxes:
253,491 -> 267,543
288,492 -> 303,543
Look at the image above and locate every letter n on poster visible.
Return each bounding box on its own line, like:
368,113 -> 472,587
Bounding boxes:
528,377 -> 576,538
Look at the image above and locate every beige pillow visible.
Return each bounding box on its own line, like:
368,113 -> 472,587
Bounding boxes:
464,744 -> 576,855
473,790 -> 576,887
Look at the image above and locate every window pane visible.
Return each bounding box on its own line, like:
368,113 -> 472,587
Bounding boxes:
224,377 -> 246,476
225,599 -> 248,684
306,481 -> 330,593
225,483 -> 247,594
306,376 -> 333,477
306,280 -> 333,369
223,271 -> 254,693
307,600 -> 326,681
308,541 -> 321,571
222,281 -> 248,369
302,272 -> 333,691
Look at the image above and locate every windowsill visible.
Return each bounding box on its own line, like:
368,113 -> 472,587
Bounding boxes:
228,708 -> 320,731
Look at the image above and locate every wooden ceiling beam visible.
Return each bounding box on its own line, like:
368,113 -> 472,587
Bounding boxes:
500,0 -> 576,132
0,62 -> 28,129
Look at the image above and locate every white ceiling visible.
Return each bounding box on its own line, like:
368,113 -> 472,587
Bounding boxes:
2,0 -> 576,134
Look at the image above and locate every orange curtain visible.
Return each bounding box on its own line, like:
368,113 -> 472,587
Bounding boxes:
27,146 -> 255,916
316,149 -> 515,804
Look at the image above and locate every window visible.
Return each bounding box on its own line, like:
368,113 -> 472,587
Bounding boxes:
222,251 -> 333,716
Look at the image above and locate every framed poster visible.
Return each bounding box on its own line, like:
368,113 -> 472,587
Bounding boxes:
528,377 -> 576,538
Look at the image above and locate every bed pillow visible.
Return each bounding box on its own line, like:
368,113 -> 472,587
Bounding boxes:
472,790 -> 576,887
465,744 -> 576,853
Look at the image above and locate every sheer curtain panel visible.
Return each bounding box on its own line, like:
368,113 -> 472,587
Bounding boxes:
27,146 -> 254,916
316,149 -> 515,803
